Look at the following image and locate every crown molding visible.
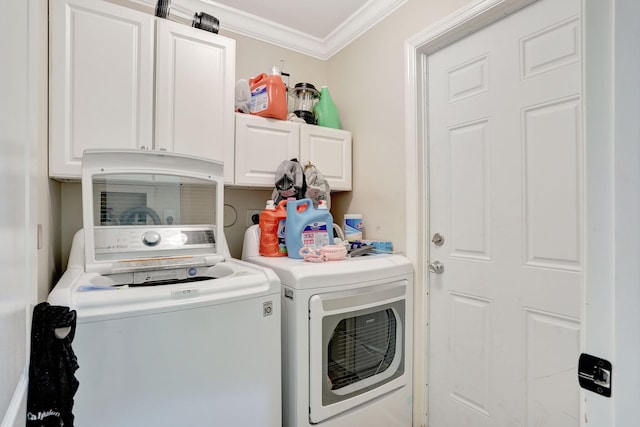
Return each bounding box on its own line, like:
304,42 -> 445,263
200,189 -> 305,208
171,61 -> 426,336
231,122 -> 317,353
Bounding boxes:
128,0 -> 406,60
192,0 -> 329,58
321,0 -> 407,58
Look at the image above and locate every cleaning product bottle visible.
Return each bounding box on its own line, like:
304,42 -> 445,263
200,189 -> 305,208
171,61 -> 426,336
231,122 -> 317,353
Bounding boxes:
285,198 -> 334,259
259,199 -> 288,256
314,86 -> 341,129
343,213 -> 363,241
248,66 -> 288,120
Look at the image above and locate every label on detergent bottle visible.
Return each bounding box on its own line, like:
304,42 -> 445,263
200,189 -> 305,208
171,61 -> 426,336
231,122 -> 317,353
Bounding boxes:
302,221 -> 331,250
277,220 -> 287,254
250,84 -> 268,113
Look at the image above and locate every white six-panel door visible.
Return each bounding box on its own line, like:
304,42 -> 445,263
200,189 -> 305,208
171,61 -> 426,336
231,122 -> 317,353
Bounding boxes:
427,0 -> 582,425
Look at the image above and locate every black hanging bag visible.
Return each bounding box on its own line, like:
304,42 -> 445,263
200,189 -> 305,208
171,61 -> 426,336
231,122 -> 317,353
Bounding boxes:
26,302 -> 79,426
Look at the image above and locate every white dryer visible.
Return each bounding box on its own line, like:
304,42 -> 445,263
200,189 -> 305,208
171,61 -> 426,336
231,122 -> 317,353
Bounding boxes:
243,226 -> 413,427
48,150 -> 281,427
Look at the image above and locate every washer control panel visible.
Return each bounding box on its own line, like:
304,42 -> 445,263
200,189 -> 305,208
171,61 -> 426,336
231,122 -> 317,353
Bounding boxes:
94,226 -> 216,256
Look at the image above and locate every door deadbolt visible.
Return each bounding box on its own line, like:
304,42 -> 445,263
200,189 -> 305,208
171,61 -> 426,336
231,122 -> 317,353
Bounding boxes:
432,233 -> 444,246
428,261 -> 444,274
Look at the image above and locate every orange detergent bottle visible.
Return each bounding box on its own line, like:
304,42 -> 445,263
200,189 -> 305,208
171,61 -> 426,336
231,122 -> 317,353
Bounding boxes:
249,67 -> 288,120
259,199 -> 288,256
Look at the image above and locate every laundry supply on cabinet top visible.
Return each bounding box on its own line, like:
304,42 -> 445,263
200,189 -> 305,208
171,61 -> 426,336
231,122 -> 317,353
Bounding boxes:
314,86 -> 341,129
289,82 -> 320,124
249,67 -> 288,120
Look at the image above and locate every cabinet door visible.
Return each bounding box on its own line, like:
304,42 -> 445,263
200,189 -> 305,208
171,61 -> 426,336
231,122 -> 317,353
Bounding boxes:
155,20 -> 235,184
300,126 -> 352,191
49,0 -> 154,179
234,114 -> 300,187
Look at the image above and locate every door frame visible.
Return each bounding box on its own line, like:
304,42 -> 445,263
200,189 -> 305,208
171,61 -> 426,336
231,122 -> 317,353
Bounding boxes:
404,0 -> 626,425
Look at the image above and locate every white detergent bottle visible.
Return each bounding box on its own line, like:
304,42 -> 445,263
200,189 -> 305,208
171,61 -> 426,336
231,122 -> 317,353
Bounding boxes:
285,198 -> 334,259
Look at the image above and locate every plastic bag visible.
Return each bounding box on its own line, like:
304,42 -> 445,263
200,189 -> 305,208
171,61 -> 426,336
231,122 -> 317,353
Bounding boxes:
271,159 -> 331,209
271,159 -> 306,204
304,163 -> 331,209
235,79 -> 250,113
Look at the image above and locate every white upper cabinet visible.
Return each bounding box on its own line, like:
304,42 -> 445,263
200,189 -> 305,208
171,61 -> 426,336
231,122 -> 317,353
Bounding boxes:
49,0 -> 154,179
300,125 -> 352,191
234,114 -> 300,187
49,0 -> 235,182
234,113 -> 352,191
155,19 -> 235,183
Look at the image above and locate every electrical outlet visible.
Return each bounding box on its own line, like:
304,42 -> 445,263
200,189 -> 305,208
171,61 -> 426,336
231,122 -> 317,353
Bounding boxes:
246,209 -> 261,226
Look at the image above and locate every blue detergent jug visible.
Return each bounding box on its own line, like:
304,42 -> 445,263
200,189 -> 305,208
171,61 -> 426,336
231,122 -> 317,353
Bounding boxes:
285,198 -> 334,259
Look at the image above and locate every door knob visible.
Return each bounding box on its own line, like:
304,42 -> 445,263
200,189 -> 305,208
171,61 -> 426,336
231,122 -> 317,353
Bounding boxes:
428,261 -> 444,274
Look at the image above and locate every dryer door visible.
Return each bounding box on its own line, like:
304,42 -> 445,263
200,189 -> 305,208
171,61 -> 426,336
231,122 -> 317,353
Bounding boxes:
308,281 -> 409,423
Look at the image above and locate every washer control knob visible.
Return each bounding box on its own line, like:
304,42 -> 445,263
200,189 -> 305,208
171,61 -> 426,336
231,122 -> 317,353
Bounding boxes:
142,231 -> 161,246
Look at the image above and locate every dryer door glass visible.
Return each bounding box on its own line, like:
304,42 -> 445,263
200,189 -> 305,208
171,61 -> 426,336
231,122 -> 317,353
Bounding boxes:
308,281 -> 408,423
322,303 -> 404,404
328,308 -> 398,391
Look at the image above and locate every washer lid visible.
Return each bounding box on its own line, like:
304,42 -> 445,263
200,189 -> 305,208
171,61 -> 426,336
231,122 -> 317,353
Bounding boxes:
81,149 -> 226,275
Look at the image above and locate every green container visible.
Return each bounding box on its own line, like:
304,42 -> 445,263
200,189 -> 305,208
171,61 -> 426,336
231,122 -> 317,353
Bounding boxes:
314,86 -> 341,129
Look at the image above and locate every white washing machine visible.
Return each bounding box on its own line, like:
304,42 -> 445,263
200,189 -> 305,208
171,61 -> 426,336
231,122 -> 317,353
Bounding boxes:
48,150 -> 281,427
243,226 -> 413,427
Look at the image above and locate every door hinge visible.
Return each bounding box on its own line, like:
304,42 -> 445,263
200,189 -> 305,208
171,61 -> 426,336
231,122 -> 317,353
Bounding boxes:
578,353 -> 612,397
